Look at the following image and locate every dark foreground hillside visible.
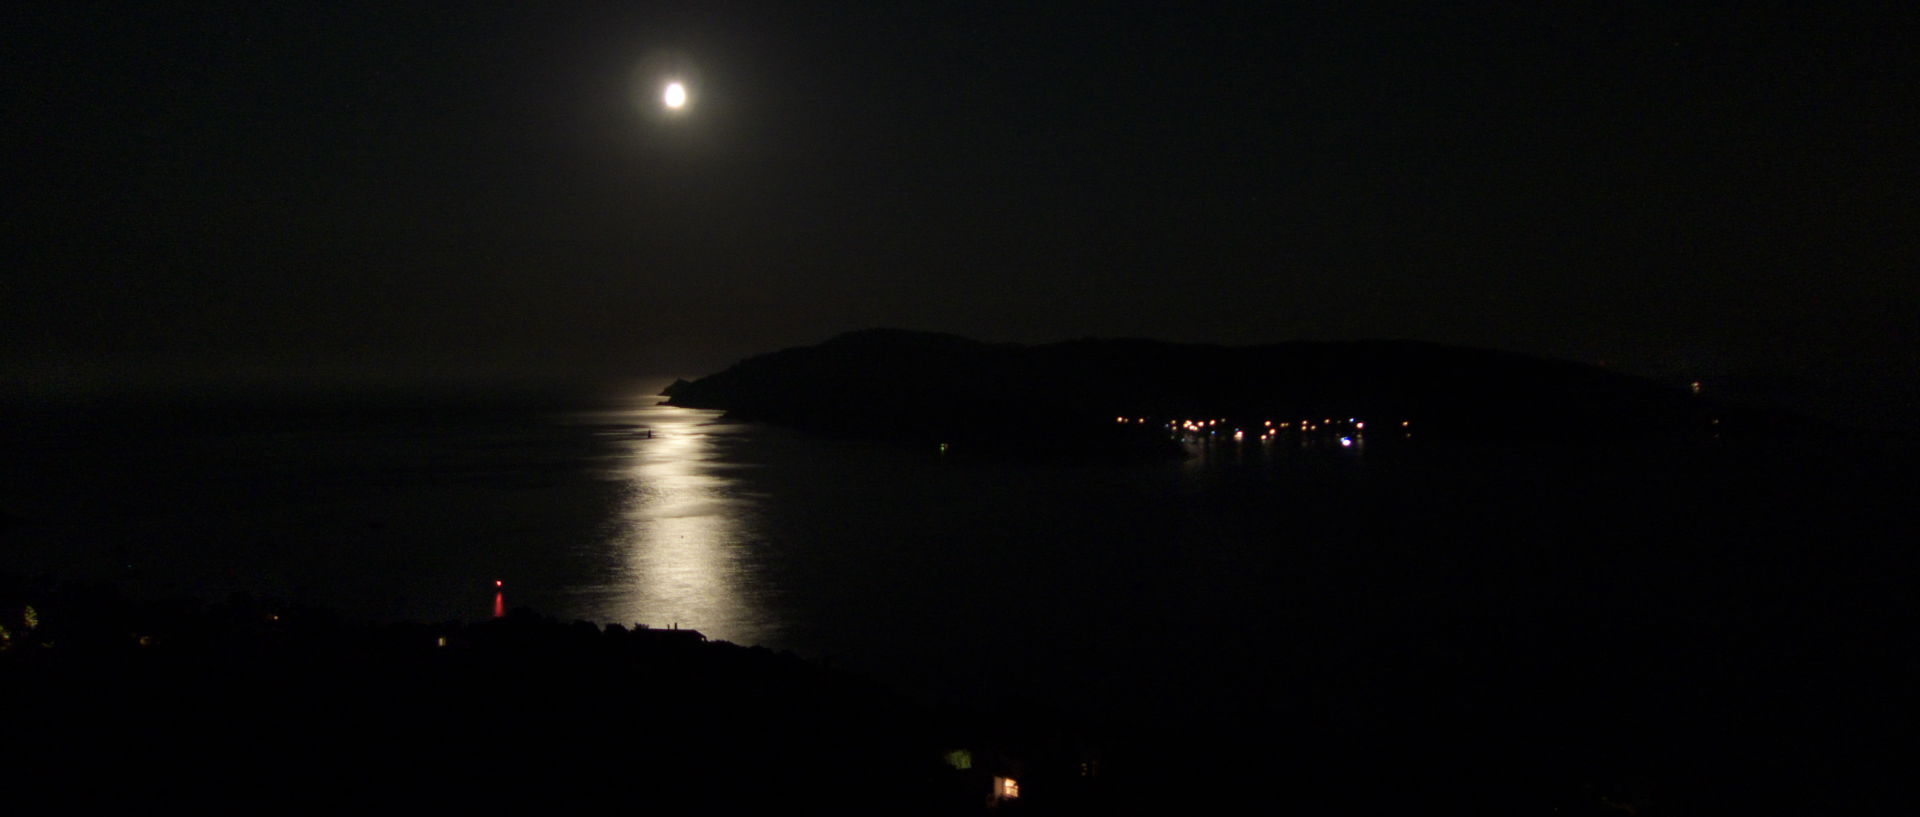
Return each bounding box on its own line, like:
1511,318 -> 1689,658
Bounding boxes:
1,588 -> 973,813
7,511 -> 1917,817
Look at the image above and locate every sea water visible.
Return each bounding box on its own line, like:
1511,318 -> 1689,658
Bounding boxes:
3,379 -> 1910,723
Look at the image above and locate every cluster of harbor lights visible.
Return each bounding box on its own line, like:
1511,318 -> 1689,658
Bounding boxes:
1116,416 -> 1413,448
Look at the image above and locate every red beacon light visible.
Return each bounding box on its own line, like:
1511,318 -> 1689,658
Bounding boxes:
494,580 -> 504,588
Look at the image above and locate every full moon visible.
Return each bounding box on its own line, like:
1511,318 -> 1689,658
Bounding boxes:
663,82 -> 687,109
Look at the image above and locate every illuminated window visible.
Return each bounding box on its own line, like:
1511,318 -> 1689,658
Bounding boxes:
994,777 -> 1020,800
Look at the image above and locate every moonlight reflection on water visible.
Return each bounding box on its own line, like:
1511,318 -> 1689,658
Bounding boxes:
568,386 -> 773,645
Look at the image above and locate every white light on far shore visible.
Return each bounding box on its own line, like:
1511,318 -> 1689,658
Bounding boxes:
664,82 -> 687,109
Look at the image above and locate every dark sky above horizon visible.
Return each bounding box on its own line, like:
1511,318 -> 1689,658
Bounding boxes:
7,3 -> 1916,421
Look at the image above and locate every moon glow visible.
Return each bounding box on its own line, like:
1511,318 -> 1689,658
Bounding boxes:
663,82 -> 687,109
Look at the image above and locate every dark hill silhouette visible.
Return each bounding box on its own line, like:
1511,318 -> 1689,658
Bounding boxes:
666,330 -> 1749,452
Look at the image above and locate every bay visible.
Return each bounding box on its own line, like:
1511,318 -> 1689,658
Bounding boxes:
3,378 -> 1911,725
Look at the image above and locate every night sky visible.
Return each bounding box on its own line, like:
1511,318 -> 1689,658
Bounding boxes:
7,3 -> 1915,424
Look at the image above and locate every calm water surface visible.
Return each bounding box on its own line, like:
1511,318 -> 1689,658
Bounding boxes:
560,390 -> 781,646
4,380 -> 1908,718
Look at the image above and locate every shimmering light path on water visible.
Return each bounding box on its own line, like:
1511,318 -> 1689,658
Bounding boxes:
562,384 -> 775,646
